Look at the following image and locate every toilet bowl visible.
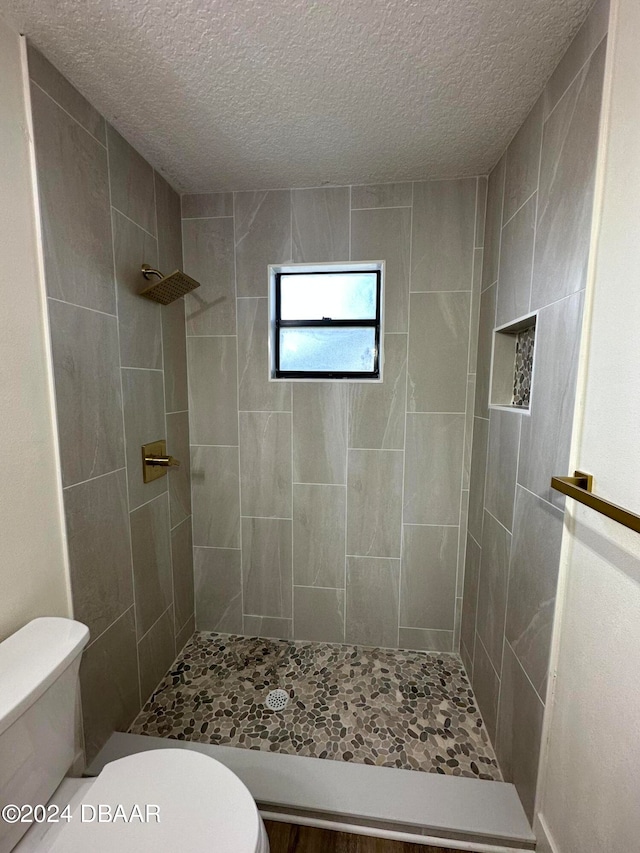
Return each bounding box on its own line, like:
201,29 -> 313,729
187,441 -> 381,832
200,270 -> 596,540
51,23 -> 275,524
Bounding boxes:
0,618 -> 269,852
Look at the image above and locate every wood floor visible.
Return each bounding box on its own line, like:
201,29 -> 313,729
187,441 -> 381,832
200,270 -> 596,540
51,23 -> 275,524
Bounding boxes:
264,821 -> 465,852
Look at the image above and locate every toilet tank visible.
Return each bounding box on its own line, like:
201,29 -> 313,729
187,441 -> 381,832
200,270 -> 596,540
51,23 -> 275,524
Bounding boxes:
0,618 -> 89,851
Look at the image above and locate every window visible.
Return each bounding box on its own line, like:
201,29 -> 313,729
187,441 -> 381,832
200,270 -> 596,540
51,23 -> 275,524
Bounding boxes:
269,262 -> 384,380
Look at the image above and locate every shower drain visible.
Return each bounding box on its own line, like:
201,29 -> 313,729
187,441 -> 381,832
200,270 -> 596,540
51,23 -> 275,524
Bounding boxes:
265,688 -> 290,711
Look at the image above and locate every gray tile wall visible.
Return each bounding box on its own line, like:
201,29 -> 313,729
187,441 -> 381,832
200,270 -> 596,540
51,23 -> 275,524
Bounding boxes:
183,178 -> 483,652
28,46 -> 194,763
462,0 -> 608,821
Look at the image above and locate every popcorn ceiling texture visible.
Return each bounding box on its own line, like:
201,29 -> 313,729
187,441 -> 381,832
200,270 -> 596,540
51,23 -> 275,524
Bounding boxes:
4,0 -> 594,191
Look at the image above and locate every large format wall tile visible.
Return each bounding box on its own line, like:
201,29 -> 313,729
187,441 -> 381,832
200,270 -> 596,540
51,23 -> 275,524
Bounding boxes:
113,209 -> 161,369
496,195 -> 536,327
461,533 -> 481,663
171,518 -> 194,633
472,635 -> 499,743
543,0 -> 609,118
240,412 -> 291,517
107,125 -> 155,235
237,298 -> 291,412
502,98 -> 542,224
162,298 -> 188,413
293,384 -> 347,485
467,416 -> 489,543
182,192 -> 234,218
411,179 -> 476,292
293,484 -> 346,588
137,606 -> 175,704
517,291 -> 584,506
398,628 -> 453,653
191,446 -> 240,548
496,642 -> 545,822
351,207 -> 411,333
64,469 -> 132,640
531,40 -> 606,310
408,292 -> 470,413
31,85 -> 114,314
476,510 -> 511,674
80,608 -> 140,762
187,337 -> 238,446
484,410 -> 520,532
506,486 -> 564,696
121,368 -> 166,510
400,525 -> 458,631
294,587 -> 345,643
482,156 -> 505,290
235,190 -> 291,297
166,411 -> 191,528
346,557 -> 400,648
347,450 -> 403,558
474,283 -> 497,419
49,300 -> 124,487
292,187 -> 349,262
195,547 -> 242,632
28,46 -> 106,143
154,172 -> 182,272
404,414 -> 465,525
130,493 -> 173,638
242,518 -> 292,618
468,249 -> 483,374
243,616 -> 293,640
349,334 -> 406,449
351,182 -> 412,209
183,217 -> 236,335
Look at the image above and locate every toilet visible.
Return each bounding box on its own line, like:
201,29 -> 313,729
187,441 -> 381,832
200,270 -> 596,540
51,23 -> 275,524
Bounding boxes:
0,618 -> 269,852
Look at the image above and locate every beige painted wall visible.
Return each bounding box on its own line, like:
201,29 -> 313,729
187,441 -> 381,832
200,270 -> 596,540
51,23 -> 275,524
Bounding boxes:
0,18 -> 70,639
535,0 -> 640,850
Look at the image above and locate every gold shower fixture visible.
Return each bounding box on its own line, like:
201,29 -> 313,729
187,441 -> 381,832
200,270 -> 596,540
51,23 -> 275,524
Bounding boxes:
140,264 -> 200,305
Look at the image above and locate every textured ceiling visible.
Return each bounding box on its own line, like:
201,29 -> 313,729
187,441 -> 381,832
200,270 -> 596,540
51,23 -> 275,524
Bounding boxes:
2,0 -> 594,192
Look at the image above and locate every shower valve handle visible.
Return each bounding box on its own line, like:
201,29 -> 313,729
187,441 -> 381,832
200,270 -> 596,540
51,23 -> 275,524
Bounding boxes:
144,454 -> 180,468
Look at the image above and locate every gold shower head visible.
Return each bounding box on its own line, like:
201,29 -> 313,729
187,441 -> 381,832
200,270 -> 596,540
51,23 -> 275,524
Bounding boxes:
140,264 -> 201,305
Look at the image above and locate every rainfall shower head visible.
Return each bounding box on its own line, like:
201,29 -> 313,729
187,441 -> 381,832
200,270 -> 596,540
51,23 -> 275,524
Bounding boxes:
140,264 -> 200,305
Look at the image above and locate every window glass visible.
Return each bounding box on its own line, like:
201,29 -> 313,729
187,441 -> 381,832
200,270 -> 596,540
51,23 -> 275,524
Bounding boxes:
279,272 -> 377,320
279,327 -> 376,373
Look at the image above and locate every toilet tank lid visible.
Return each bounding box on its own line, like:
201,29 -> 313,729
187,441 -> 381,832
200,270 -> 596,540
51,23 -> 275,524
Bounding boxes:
0,618 -> 89,737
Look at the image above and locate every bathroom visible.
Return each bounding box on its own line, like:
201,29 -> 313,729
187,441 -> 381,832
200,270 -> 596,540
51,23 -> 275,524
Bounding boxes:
1,0 -> 639,851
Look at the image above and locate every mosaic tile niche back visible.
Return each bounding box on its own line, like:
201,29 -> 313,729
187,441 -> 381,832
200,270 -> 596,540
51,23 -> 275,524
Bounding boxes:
130,633 -> 502,780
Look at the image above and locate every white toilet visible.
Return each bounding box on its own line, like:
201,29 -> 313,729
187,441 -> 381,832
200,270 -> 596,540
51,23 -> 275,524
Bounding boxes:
0,618 -> 270,852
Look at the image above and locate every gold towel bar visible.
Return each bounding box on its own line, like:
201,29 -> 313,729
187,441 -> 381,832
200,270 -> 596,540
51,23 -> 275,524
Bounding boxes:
551,471 -> 640,533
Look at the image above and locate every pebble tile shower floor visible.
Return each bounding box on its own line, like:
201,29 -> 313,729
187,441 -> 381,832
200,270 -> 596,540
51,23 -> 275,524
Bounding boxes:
130,633 -> 502,780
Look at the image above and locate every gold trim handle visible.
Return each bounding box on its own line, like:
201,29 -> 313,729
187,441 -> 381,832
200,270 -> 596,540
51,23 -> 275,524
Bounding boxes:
145,454 -> 180,468
551,470 -> 640,533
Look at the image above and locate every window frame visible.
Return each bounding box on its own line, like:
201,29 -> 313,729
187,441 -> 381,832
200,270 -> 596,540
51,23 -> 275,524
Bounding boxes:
268,262 -> 385,382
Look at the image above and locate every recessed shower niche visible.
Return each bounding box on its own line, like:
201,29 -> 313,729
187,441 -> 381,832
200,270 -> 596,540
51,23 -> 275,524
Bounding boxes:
489,313 -> 537,413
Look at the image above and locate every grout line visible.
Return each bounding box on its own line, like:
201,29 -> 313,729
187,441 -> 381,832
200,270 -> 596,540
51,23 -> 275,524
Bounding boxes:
345,554 -> 400,561
121,365 -> 163,372
186,333 -> 237,338
409,289 -> 473,295
105,127 -> 142,710
241,515 -> 292,521
190,444 -> 239,448
506,638 -> 546,706
292,482 -> 346,488
84,604 -> 135,652
111,205 -> 157,241
544,35 -> 606,126
63,466 -> 127,491
47,296 -> 117,320
501,188 -> 537,230
517,482 -> 564,514
350,205 -> 412,211
137,601 -> 173,646
398,626 -> 452,634
170,514 -> 192,533
484,506 -> 513,538
130,489 -> 169,514
166,409 -> 189,415
181,215 -> 234,221
193,545 -> 242,551
294,584 -> 345,592
29,80 -> 107,149
468,530 -> 481,550
231,192 -> 245,629
529,101 -> 545,314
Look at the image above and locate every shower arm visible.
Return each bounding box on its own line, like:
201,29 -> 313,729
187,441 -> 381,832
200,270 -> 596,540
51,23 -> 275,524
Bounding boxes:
141,264 -> 164,280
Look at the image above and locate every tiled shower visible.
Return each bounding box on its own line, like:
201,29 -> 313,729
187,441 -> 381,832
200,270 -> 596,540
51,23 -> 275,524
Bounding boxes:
25,0 -> 608,829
